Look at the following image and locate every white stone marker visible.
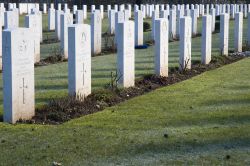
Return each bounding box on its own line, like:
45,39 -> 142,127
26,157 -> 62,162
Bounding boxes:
51,3 -> 54,9
61,12 -> 73,59
231,4 -> 235,19
48,8 -> 55,30
4,11 -> 18,29
108,10 -> 116,35
91,10 -> 102,55
76,10 -> 84,24
100,5 -> 104,19
83,5 -> 87,19
31,8 -> 43,43
115,11 -> 125,43
169,9 -> 176,39
179,16 -> 192,70
3,28 -> 34,124
91,5 -> 95,13
160,10 -> 168,18
114,5 -> 118,12
248,12 -> 250,46
191,9 -> 197,35
234,12 -> 243,52
201,15 -> 212,64
68,24 -> 91,100
117,20 -> 135,88
220,13 -> 229,56
211,8 -> 216,32
25,14 -> 40,63
155,18 -> 168,77
135,10 -> 143,46
176,9 -> 184,37
107,5 -> 111,13
43,3 -> 47,14
0,7 -> 5,26
73,5 -> 77,14
56,10 -> 63,40
151,10 -> 159,40
124,10 -> 130,20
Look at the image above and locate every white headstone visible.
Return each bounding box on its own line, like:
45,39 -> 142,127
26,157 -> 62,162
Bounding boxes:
115,11 -> 125,43
73,5 -> 77,14
124,10 -> 130,20
211,8 -> 216,32
91,10 -> 102,55
3,28 -> 35,124
191,9 -> 197,35
155,18 -> 168,77
231,4 -> 235,19
169,9 -> 176,39
58,4 -> 61,10
91,5 -> 95,13
152,10 -> 159,40
68,24 -> 91,100
117,21 -> 135,88
76,10 -> 84,24
25,14 -> 40,63
43,3 -> 47,14
60,12 -> 73,59
48,8 -> 55,30
56,10 -> 63,40
201,15 -> 212,64
31,9 -> 43,43
100,5 -> 104,19
234,12 -> 243,52
4,11 -> 18,29
160,10 -> 168,18
179,16 -> 192,70
83,5 -> 87,19
220,13 -> 229,56
108,10 -> 115,35
135,10 -> 143,46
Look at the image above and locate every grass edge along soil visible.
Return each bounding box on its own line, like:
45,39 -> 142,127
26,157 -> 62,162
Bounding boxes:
16,54 -> 244,125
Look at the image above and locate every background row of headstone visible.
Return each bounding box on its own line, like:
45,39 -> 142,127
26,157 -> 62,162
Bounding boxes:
1,3 -> 250,17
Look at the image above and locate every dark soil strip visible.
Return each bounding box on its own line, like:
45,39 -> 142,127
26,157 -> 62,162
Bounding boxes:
19,55 -> 244,125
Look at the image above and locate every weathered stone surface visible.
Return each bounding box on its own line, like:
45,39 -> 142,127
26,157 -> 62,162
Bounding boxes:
3,28 -> 35,124
220,13 -> 229,56
234,12 -> 243,52
60,12 -> 73,59
68,24 -> 91,100
201,15 -> 212,64
25,14 -> 40,63
155,18 -> 168,77
91,10 -> 102,55
179,16 -> 192,70
117,21 -> 135,88
135,10 -> 143,46
48,8 -> 55,30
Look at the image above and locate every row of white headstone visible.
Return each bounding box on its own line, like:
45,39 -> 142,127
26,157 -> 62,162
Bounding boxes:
0,4 -> 249,123
4,3 -> 250,18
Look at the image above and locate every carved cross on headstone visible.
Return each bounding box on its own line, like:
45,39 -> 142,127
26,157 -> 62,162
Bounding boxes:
19,77 -> 28,104
80,63 -> 86,86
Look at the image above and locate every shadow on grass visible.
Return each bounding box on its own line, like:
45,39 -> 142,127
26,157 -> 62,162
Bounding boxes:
128,137 -> 250,159
36,84 -> 68,91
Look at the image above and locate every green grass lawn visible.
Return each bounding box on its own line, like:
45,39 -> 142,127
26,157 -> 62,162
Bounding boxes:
0,57 -> 250,165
